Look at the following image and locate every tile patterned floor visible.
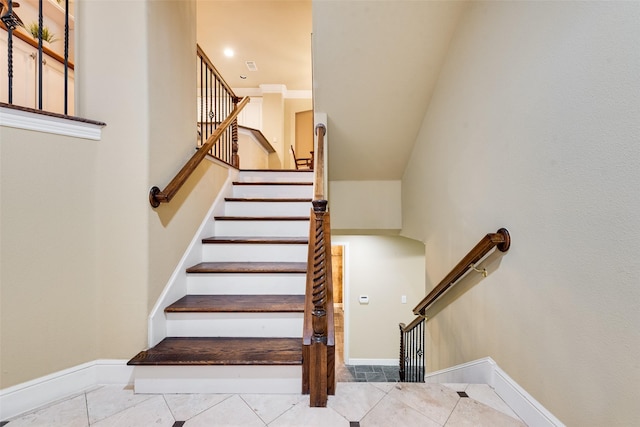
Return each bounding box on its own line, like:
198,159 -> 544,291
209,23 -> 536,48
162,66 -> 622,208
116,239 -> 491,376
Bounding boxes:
3,382 -> 526,426
4,308 -> 526,425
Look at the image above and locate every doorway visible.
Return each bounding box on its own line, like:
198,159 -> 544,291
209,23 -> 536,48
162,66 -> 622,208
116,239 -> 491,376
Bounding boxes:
332,244 -> 345,367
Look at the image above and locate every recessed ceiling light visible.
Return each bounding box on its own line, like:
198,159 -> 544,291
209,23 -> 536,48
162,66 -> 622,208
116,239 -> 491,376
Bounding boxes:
240,75 -> 247,79
224,48 -> 234,57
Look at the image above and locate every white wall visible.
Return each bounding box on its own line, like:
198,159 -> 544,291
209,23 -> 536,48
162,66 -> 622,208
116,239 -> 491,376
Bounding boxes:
332,236 -> 425,363
401,2 -> 640,426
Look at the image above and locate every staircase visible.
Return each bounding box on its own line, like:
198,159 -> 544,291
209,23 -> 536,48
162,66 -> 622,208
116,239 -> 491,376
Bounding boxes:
128,169 -> 313,394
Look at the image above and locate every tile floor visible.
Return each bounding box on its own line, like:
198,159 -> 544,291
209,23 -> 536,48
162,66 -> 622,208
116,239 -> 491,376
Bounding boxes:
3,307 -> 526,426
2,382 -> 526,426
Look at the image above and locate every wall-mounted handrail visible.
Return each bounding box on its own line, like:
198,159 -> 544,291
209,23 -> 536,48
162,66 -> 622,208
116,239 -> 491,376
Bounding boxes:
302,122 -> 335,407
149,96 -> 249,207
413,228 -> 510,315
398,228 -> 511,383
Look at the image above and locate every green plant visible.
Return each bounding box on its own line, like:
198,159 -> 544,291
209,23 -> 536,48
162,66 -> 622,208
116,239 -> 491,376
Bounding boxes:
28,22 -> 57,43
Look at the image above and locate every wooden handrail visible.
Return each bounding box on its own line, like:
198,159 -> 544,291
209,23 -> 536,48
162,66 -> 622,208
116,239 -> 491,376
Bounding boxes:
197,44 -> 235,98
149,96 -> 250,207
412,228 -> 511,315
400,315 -> 424,333
313,124 -> 326,200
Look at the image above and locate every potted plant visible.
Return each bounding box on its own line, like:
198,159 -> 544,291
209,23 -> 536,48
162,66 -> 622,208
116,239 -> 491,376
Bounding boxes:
28,22 -> 57,43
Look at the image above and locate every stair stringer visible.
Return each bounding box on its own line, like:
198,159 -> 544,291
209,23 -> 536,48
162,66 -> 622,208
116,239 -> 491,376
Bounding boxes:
147,167 -> 239,348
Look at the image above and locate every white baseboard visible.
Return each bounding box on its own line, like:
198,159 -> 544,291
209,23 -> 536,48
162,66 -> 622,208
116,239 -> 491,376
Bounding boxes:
347,358 -> 398,366
0,359 -> 133,421
425,357 -> 565,427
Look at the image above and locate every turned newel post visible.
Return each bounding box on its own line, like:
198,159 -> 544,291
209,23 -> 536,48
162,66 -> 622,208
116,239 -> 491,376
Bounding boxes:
231,97 -> 240,168
308,198 -> 329,407
311,199 -> 329,344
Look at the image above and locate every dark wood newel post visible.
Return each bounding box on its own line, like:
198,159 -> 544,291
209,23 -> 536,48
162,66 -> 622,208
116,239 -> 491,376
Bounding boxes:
311,199 -> 329,344
309,198 -> 329,407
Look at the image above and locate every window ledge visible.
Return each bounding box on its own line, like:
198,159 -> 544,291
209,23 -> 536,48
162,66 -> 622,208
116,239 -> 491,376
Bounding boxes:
0,103 -> 105,140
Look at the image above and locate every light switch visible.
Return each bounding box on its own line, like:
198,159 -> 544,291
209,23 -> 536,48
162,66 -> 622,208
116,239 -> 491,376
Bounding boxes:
359,295 -> 369,304
401,295 -> 407,304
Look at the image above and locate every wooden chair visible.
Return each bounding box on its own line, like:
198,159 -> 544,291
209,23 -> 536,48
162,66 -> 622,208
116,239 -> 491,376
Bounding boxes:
291,145 -> 313,170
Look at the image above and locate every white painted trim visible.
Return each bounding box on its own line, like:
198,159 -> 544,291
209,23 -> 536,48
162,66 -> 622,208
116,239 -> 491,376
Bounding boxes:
233,86 -> 312,100
0,359 -> 132,421
260,84 -> 287,94
423,357 -> 495,385
424,357 -> 565,427
0,106 -> 104,140
348,358 -> 399,366
493,365 -> 566,427
148,165 -> 235,347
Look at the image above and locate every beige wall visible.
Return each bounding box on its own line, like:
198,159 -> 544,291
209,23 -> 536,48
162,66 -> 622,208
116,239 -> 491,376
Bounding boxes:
0,128 -> 100,387
284,98 -> 313,169
401,2 -> 640,425
0,0 -> 231,388
329,181 -> 401,232
238,133 -> 270,170
331,236 -> 425,362
262,93 -> 285,169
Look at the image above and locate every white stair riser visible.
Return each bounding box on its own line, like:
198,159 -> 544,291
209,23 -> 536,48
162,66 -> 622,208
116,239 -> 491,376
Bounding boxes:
166,313 -> 303,337
238,171 -> 313,183
232,185 -> 312,198
225,201 -> 311,217
187,274 -> 306,295
133,365 -> 302,394
202,244 -> 308,262
215,220 -> 309,237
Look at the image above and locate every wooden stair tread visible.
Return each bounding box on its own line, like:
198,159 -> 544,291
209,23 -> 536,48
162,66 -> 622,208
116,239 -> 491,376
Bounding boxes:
214,216 -> 309,221
240,169 -> 312,173
127,337 -> 302,366
225,197 -> 312,202
232,181 -> 312,186
202,236 -> 309,244
166,295 -> 305,313
186,262 -> 307,274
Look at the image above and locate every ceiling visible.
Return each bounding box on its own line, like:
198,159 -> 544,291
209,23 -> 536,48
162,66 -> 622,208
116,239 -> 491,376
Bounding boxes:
195,0 -> 467,182
196,0 -> 312,92
313,1 -> 467,181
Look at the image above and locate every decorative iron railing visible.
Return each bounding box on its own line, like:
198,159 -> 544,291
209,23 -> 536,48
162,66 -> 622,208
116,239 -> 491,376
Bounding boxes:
399,316 -> 425,382
399,228 -> 511,382
197,44 -> 240,167
1,0 -> 73,115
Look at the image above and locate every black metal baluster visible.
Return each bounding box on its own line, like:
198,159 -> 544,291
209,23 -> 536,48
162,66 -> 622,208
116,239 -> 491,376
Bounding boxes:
38,0 -> 43,110
5,1 -> 15,104
410,328 -> 414,381
63,0 -> 69,114
199,56 -> 203,146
